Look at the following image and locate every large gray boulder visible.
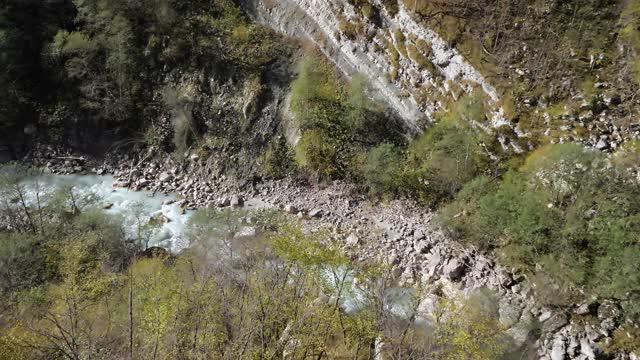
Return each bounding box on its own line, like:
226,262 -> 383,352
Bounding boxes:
542,313 -> 569,333
499,298 -> 522,328
346,234 -> 360,247
230,195 -> 244,208
159,172 -> 174,182
443,258 -> 465,281
550,335 -> 566,360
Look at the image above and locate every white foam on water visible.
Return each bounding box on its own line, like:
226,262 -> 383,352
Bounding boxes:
20,175 -> 420,322
21,175 -> 193,252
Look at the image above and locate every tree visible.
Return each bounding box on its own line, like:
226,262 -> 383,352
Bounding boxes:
0,0 -> 73,135
431,295 -> 508,360
16,235 -> 120,359
127,201 -> 158,250
50,0 -> 139,122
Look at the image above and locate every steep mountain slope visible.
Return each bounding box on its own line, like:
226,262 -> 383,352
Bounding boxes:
240,0 -> 640,152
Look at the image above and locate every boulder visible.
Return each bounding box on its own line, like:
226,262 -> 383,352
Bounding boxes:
234,226 -> 257,238
506,309 -> 535,347
417,294 -> 439,319
551,335 -> 566,360
586,324 -> 603,342
443,258 -> 465,281
216,197 -> 231,207
230,196 -> 244,208
113,179 -> 130,188
499,298 -> 522,328
308,208 -> 323,218
386,255 -> 399,266
542,313 -> 569,333
425,251 -> 443,277
597,300 -> 621,322
159,172 -> 174,182
414,240 -> 430,254
579,338 -> 600,360
539,309 -> 553,323
346,234 -> 360,246
413,229 -> 426,241
149,213 -> 171,224
595,139 -> 610,150
284,204 -> 298,214
506,324 -> 533,348
574,302 -> 597,316
599,318 -> 616,334
138,178 -> 150,187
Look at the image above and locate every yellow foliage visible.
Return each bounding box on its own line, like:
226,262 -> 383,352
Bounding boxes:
520,144 -> 555,172
433,297 -> 508,360
606,325 -> 640,354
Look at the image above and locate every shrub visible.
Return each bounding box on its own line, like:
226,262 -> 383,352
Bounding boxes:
0,233 -> 49,297
436,175 -> 499,248
339,17 -> 360,40
343,74 -> 369,131
407,43 -> 435,71
613,139 -> 640,174
163,86 -> 194,157
381,0 -> 399,16
433,295 -> 509,360
441,143 -> 640,314
364,143 -> 403,197
620,0 -> 640,83
343,74 -> 390,142
290,57 -> 344,129
606,325 -> 640,354
290,57 -> 401,181
262,136 -> 296,179
295,129 -> 340,181
404,100 -> 490,205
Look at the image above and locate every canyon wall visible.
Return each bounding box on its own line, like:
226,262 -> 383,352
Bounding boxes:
239,0 -> 508,135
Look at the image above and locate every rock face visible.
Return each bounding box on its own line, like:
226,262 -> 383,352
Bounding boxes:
239,0 -> 505,134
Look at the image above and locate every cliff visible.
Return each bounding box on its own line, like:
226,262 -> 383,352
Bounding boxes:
239,0 -> 509,137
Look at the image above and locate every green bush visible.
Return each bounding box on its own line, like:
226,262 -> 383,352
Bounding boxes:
343,74 -> 390,143
381,0 -> 399,16
295,129 -> 341,181
0,233 -> 49,297
613,139 -> 640,175
290,57 -> 344,130
620,0 -> 640,84
403,102 -> 490,205
441,143 -> 640,314
262,136 -> 296,179
290,56 -> 402,182
364,143 -> 403,197
436,175 -> 499,249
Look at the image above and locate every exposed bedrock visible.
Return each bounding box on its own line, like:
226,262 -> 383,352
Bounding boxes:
238,0 -> 507,135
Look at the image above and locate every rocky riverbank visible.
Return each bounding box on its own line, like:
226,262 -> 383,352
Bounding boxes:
22,143 -> 638,360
